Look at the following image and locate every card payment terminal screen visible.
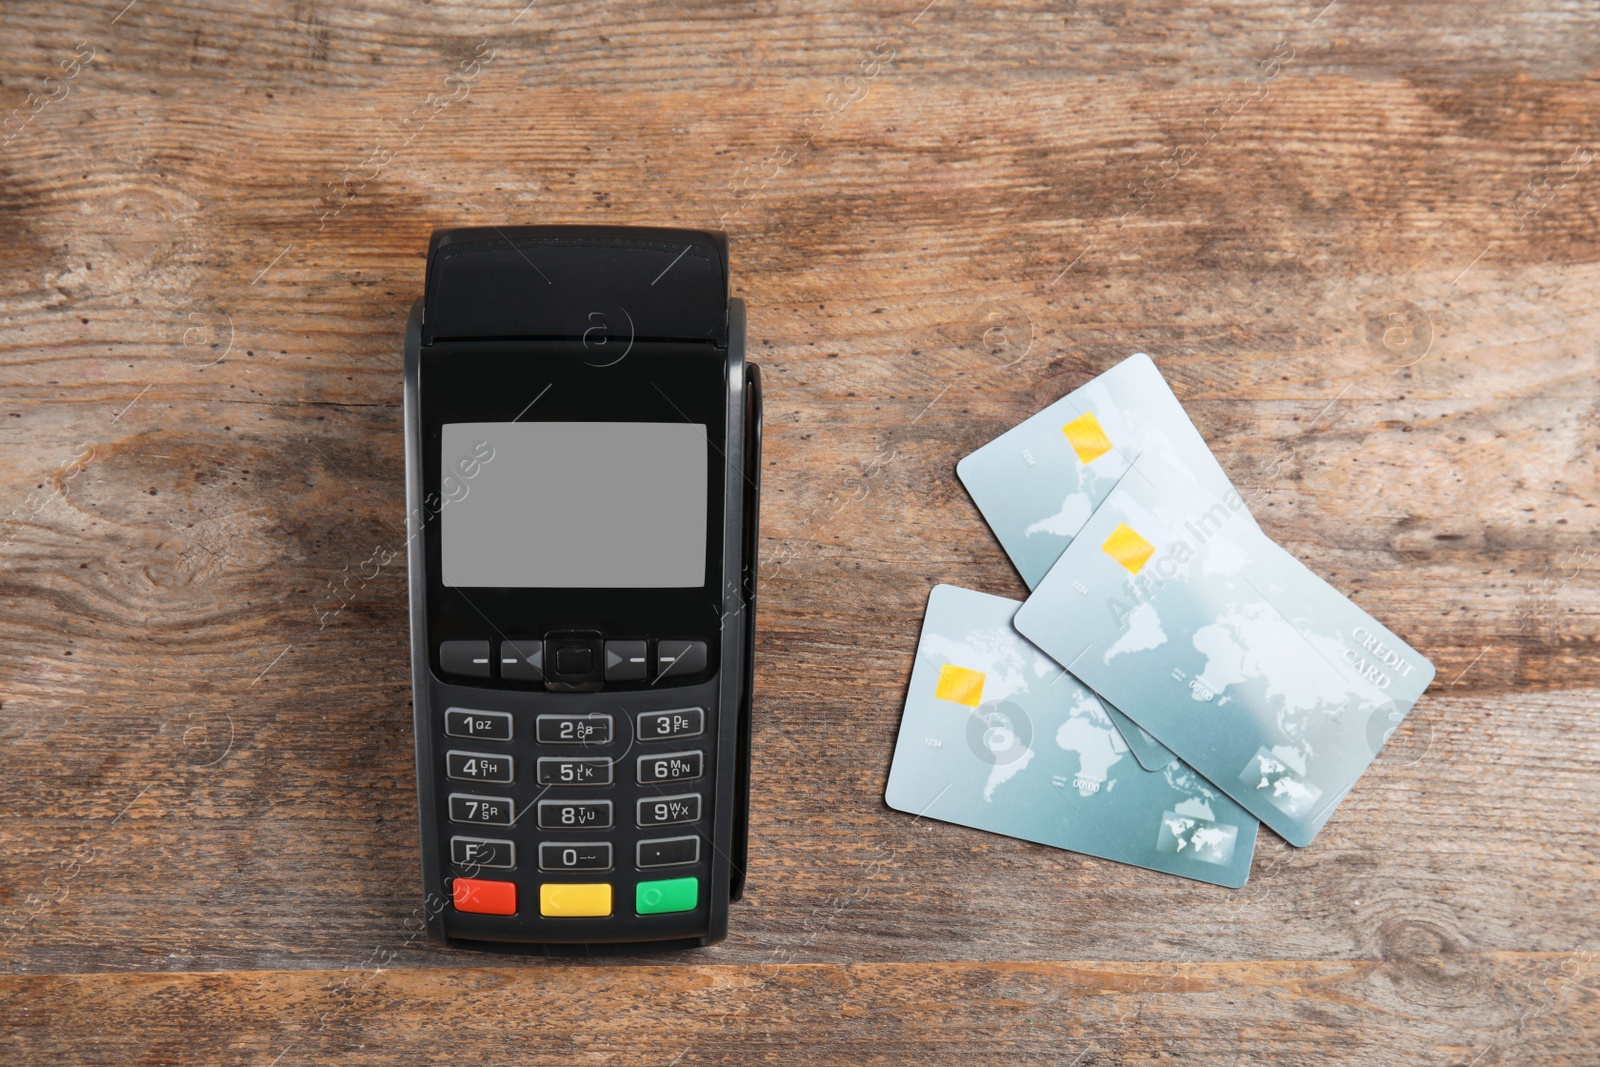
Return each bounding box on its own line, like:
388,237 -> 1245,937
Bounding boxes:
440,421 -> 708,589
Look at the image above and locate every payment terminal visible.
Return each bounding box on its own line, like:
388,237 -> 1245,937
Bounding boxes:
402,226 -> 760,949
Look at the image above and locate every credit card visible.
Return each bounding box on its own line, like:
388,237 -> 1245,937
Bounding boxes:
885,584 -> 1258,887
956,352 -> 1253,590
1013,454 -> 1436,846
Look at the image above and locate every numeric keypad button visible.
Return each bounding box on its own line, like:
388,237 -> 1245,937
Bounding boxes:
636,707 -> 704,742
445,708 -> 512,742
536,713 -> 612,745
536,756 -> 612,787
449,793 -> 514,826
446,750 -> 514,784
538,842 -> 613,872
636,750 -> 703,785
636,793 -> 701,827
537,800 -> 613,831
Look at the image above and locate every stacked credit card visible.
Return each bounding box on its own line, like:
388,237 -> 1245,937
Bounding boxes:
884,353 -> 1435,886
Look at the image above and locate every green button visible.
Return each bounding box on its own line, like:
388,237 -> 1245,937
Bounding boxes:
636,876 -> 698,915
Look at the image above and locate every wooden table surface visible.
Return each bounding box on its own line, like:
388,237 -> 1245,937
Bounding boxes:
3,1 -> 1597,1063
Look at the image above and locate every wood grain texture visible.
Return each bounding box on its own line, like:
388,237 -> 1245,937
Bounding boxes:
1,0 -> 1597,1062
5,955 -> 1600,1066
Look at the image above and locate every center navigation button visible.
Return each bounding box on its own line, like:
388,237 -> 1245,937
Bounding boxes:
556,646 -> 592,674
544,633 -> 604,688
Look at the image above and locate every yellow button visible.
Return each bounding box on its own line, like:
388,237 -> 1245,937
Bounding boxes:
540,882 -> 612,917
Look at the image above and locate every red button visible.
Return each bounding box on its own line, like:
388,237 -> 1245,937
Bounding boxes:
453,877 -> 516,916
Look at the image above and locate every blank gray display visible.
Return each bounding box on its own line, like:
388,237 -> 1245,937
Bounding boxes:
441,421 -> 708,588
